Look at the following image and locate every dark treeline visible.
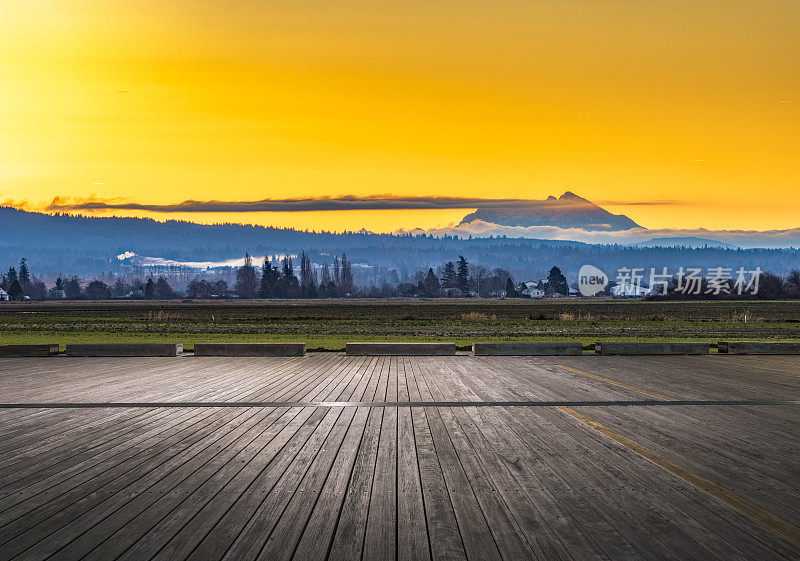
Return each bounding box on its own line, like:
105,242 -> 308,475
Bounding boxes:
647,270 -> 800,301
0,252 -> 534,300
4,253 -> 800,301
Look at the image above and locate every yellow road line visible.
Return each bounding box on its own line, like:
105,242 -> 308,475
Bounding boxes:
555,364 -> 677,401
557,405 -> 800,549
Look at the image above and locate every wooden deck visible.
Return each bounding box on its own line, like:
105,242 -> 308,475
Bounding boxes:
0,354 -> 798,560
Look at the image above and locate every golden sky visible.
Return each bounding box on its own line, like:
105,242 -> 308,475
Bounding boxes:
1,0 -> 798,232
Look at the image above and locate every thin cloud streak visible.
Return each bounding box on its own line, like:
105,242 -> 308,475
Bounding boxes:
595,200 -> 683,206
44,194 -> 676,213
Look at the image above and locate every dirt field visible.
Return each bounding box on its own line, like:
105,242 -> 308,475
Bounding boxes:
1,299 -> 798,350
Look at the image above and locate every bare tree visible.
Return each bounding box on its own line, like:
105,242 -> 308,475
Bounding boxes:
470,265 -> 489,296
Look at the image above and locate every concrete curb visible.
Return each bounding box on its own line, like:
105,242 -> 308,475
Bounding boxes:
346,342 -> 456,356
473,342 -> 583,356
595,342 -> 709,355
194,343 -> 306,357
718,341 -> 800,355
0,344 -> 59,357
66,343 -> 183,357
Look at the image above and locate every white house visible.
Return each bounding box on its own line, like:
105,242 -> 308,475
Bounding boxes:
611,283 -> 651,297
0,288 -> 8,301
522,287 -> 545,298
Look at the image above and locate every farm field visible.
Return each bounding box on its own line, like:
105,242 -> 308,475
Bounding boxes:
1,299 -> 799,351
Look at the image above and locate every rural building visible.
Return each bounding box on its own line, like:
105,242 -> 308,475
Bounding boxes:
522,287 -> 545,298
0,288 -> 8,301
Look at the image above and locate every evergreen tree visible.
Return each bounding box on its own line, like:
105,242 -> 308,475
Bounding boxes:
259,257 -> 279,298
280,255 -> 300,297
441,261 -> 457,289
64,276 -> 83,299
421,268 -> 441,297
457,255 -> 469,292
144,278 -> 155,299
18,258 -> 30,285
505,277 -> 517,298
4,267 -> 18,291
235,252 -> 258,298
55,277 -> 65,291
8,279 -> 24,300
546,266 -> 568,296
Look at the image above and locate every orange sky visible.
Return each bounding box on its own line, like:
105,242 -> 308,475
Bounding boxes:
1,1 -> 798,233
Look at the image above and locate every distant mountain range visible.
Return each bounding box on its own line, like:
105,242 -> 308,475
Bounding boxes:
629,237 -> 738,250
2,203 -> 800,282
459,191 -> 640,231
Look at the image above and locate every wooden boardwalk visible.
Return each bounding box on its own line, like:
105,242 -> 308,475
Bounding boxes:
0,354 -> 798,560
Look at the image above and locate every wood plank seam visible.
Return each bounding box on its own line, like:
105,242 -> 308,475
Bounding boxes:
2,400 -> 798,408
555,365 -> 678,401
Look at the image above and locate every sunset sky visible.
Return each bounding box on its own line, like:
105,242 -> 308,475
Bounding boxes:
1,1 -> 798,233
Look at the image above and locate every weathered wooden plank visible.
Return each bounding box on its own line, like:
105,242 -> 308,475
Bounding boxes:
326,406 -> 384,561
291,406 -> 371,560
147,360 -> 377,560
397,406 -> 431,561
436,406 -> 538,560
183,407 -> 339,561
216,407 -> 345,560
362,405 -> 397,560
1,355 -> 798,561
547,405 -> 800,559
469,405 -> 630,559
140,407 -> 325,561
255,407 -> 358,561
5,406 -> 268,559
0,358 -> 354,548
104,407 -> 308,561
409,404 -> 467,560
